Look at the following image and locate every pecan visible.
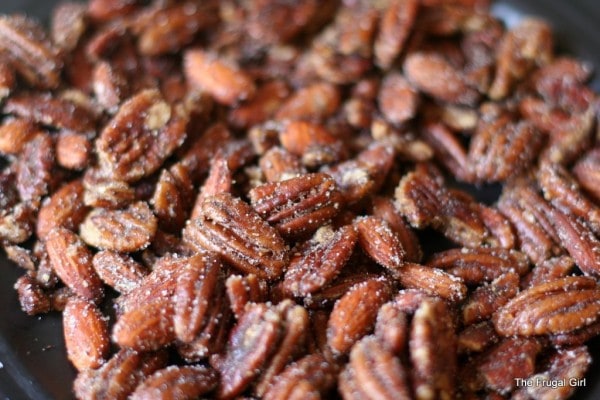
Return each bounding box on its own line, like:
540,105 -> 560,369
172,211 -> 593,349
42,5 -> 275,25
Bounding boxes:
355,216 -> 406,274
374,301 -> 409,355
420,121 -> 473,182
327,277 -> 392,355
426,247 -> 529,285
151,169 -> 189,232
93,61 -> 128,112
130,365 -> 218,400
63,296 -> 109,371
399,263 -> 468,303
521,255 -> 575,289
14,273 -> 51,315
214,302 -> 283,399
488,18 -> 553,100
263,353 -> 338,400
346,336 -> 412,399
37,180 -> 88,241
0,118 -> 37,155
0,60 -> 15,100
80,201 -> 158,252
50,2 -> 87,51
374,0 -> 419,69
184,49 -> 255,105
0,202 -> 35,244
462,272 -> 519,325
112,297 -> 175,351
468,117 -> 542,183
0,15 -> 62,89
245,0 -> 318,45
74,349 -> 168,400
259,146 -> 306,183
92,250 -> 148,293
183,193 -> 288,280
457,321 -> 499,355
16,132 -> 55,206
275,82 -> 340,121
5,92 -> 96,133
378,73 -> 419,124
573,147 -> 600,203
282,225 -> 356,297
229,80 -> 290,129
538,162 -> 600,235
404,52 -> 479,106
255,300 -> 310,397
249,172 -> 343,239
370,198 -> 420,262
82,173 -> 136,209
279,121 -> 346,168
302,272 -> 380,310
46,227 -> 104,302
493,276 -> 600,336
409,297 -> 457,400
225,274 -> 268,320
55,132 -> 92,171
96,89 -> 187,182
174,253 -> 222,343
134,2 -> 218,56
477,337 -> 543,394
326,142 -> 395,205
516,347 -> 591,400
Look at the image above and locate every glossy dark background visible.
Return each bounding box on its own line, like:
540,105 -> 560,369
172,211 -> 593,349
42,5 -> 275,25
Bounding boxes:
1,0 -> 599,399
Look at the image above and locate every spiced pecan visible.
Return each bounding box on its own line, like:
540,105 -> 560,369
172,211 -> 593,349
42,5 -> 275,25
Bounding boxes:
462,272 -> 519,325
96,89 -> 187,182
183,193 -> 288,280
130,365 -> 218,400
74,349 -> 168,400
92,250 -> 148,293
282,225 -> 357,297
327,277 -> 392,355
14,273 -> 51,316
275,82 -> 340,121
46,227 -> 104,303
493,276 -> 600,336
0,118 -> 37,155
0,15 -> 62,89
573,147 -> 600,203
63,296 -> 110,371
355,216 -> 406,274
37,180 -> 89,241
249,172 -> 343,239
374,0 -> 418,69
225,274 -> 268,320
80,201 -> 158,252
184,49 -> 256,105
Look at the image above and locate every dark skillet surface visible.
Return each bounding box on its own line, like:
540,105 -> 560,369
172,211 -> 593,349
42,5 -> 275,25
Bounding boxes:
0,1 -> 599,399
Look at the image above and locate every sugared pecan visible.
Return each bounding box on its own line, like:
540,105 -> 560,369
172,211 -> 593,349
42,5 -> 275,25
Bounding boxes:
427,247 -> 529,285
399,263 -> 468,303
404,52 -> 480,106
249,172 -> 343,239
493,276 -> 600,336
92,250 -> 148,293
278,121 -> 346,168
275,82 -> 340,121
355,216 -> 406,274
462,272 -> 519,325
184,49 -> 256,105
225,274 -> 268,320
174,253 -> 222,343
258,146 -> 306,183
374,0 -> 418,69
263,353 -> 338,400
46,227 -> 104,303
16,132 -> 55,206
37,180 -> 89,241
282,225 -> 356,297
14,273 -> 51,315
214,302 -> 283,399
573,147 -> 600,203
345,335 -> 412,400
74,349 -> 168,400
63,296 -> 110,371
378,73 -> 419,124
409,297 -> 457,400
183,193 -> 288,280
0,15 -> 62,89
96,89 -> 187,182
0,118 -> 37,155
130,365 -> 218,400
477,337 -> 543,394
80,201 -> 158,252
327,277 -> 392,355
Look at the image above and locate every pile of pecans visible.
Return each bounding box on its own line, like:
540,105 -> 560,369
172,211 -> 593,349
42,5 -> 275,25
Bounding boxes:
2,0 -> 600,398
